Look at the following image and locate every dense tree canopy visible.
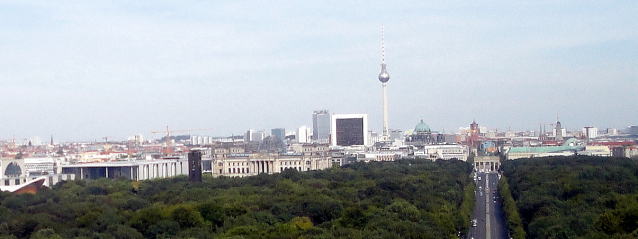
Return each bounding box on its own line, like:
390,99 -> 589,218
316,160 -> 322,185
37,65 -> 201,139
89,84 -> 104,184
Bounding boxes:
0,159 -> 474,239
501,156 -> 638,239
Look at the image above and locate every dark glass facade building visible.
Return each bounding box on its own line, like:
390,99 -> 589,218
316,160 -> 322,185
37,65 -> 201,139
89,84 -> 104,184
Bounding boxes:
335,118 -> 365,146
188,150 -> 202,182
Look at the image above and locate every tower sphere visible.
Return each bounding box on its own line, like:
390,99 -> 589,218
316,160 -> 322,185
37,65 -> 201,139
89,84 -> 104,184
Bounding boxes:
378,64 -> 390,83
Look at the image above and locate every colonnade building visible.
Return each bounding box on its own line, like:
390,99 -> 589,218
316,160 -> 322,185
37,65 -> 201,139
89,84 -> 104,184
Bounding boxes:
211,153 -> 332,177
474,156 -> 501,172
61,157 -> 189,180
206,143 -> 332,177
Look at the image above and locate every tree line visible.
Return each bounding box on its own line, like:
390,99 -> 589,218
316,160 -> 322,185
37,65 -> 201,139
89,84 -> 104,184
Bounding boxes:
501,156 -> 638,238
0,159 -> 474,239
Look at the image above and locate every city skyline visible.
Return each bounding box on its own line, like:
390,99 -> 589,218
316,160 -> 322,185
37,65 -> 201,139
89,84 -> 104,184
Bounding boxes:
1,1 -> 637,141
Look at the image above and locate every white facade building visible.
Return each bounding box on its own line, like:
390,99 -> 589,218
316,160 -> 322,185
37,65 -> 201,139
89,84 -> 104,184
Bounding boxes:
297,126 -> 312,143
582,127 -> 598,139
23,157 -> 57,176
415,145 -> 468,161
127,134 -> 145,144
191,136 -> 214,145
552,128 -> 567,138
212,153 -> 332,177
357,151 -> 407,162
245,130 -> 266,142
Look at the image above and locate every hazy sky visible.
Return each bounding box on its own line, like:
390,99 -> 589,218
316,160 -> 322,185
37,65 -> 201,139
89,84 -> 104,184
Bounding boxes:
1,0 -> 637,141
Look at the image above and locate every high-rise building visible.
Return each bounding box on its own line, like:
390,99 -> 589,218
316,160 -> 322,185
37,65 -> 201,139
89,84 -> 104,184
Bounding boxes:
378,26 -> 391,140
271,128 -> 286,141
331,114 -> 368,146
583,127 -> 598,139
297,126 -> 311,143
188,150 -> 202,183
628,125 -> 638,135
554,119 -> 564,141
312,110 -> 330,143
245,130 -> 265,142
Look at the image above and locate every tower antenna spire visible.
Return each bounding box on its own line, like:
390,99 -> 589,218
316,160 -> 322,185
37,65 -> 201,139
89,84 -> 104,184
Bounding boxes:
557,112 -> 559,122
381,25 -> 385,64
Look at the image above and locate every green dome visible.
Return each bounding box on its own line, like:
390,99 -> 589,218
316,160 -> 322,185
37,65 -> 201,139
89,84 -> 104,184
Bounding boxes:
414,120 -> 431,133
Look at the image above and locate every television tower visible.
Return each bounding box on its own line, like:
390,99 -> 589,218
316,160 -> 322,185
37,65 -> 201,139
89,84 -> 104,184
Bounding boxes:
378,25 -> 391,140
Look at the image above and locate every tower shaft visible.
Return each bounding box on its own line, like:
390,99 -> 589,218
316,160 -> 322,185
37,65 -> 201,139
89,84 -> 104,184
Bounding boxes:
382,82 -> 389,139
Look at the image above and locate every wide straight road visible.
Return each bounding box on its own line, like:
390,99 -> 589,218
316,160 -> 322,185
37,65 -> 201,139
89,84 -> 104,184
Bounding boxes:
467,172 -> 508,239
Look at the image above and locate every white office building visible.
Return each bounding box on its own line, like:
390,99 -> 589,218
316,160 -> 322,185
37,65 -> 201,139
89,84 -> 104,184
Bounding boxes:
582,127 -> 598,139
297,126 -> 312,143
245,130 -> 266,142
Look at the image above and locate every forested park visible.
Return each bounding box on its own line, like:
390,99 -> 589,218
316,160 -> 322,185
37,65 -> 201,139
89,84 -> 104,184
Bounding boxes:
0,159 -> 475,239
501,156 -> 638,239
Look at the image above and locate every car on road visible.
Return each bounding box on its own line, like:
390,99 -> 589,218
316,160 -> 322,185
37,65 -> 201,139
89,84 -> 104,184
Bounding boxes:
472,219 -> 477,227
478,176 -> 482,181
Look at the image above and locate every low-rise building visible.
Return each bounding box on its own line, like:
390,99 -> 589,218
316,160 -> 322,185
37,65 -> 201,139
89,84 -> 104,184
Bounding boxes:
211,153 -> 332,177
414,145 -> 468,161
24,157 -> 58,176
61,157 -> 189,181
288,143 -> 329,155
356,151 -> 406,162
506,138 -> 584,160
1,158 -> 74,189
580,146 -> 612,157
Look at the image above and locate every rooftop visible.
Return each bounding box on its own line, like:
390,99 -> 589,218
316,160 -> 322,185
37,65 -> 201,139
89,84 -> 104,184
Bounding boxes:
61,158 -> 186,168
